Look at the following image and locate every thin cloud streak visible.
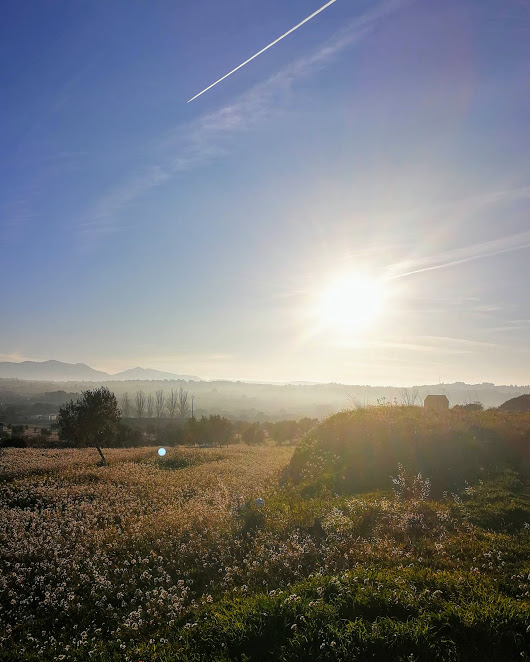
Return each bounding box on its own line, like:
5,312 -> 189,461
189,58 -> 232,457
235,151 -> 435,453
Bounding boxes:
324,335 -> 501,354
83,0 -> 408,235
187,0 -> 339,103
388,228 -> 530,281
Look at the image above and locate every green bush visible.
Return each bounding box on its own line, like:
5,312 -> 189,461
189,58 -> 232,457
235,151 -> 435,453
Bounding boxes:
139,568 -> 530,661
1,436 -> 27,448
284,407 -> 530,497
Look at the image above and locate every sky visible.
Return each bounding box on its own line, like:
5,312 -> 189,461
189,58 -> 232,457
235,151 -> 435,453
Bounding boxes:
1,0 -> 529,386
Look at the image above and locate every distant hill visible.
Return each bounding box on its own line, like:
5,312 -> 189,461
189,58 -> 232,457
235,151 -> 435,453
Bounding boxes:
0,360 -> 109,382
111,367 -> 201,381
0,361 -> 201,382
498,394 -> 530,412
1,373 -> 529,421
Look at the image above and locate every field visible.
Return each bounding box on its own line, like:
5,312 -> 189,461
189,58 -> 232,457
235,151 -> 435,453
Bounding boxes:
1,410 -> 530,661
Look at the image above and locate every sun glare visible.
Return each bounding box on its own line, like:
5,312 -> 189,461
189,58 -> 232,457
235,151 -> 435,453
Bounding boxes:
315,272 -> 386,337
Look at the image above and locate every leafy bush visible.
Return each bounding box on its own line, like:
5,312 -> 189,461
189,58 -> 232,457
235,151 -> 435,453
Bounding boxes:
284,407 -> 530,497
1,436 -> 27,448
155,454 -> 190,470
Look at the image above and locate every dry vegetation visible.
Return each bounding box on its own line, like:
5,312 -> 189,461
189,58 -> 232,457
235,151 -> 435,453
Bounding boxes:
0,446 -> 293,660
1,409 -> 529,661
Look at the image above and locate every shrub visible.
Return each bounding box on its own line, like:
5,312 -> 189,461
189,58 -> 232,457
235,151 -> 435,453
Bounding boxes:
1,436 -> 27,448
391,463 -> 430,501
284,406 -> 530,497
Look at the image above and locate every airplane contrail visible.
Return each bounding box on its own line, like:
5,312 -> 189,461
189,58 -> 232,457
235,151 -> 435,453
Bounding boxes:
188,0 -> 339,103
388,230 -> 530,280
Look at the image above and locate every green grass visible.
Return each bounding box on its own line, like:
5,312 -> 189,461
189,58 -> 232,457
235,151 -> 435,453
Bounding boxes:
1,412 -> 529,661
151,567 -> 529,662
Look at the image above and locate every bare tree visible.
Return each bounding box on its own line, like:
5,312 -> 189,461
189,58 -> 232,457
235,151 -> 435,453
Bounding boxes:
177,387 -> 190,419
146,393 -> 154,418
400,387 -> 420,406
347,394 -> 364,410
135,390 -> 146,418
155,389 -> 165,418
120,392 -> 131,418
166,388 -> 178,418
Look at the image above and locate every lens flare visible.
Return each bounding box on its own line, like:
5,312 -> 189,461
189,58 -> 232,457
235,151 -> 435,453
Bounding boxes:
158,448 -> 167,457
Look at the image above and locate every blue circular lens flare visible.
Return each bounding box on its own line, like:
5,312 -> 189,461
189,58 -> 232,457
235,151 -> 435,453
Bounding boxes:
158,448 -> 167,457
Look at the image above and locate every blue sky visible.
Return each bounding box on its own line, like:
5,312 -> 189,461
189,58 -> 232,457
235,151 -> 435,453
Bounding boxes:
1,0 -> 529,385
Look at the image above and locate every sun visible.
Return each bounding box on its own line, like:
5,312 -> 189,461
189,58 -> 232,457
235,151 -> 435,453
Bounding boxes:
314,271 -> 386,337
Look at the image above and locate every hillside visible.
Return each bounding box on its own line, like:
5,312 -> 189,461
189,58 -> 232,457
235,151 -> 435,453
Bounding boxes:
0,360 -> 200,382
111,367 -> 201,381
499,394 -> 530,412
0,360 -> 109,381
1,376 -> 530,421
285,406 -> 530,496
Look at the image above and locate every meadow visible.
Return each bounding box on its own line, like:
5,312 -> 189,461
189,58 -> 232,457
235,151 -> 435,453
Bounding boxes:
1,408 -> 529,661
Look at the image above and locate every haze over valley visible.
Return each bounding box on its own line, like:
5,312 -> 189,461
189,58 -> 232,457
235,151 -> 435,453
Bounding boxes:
1,359 -> 528,421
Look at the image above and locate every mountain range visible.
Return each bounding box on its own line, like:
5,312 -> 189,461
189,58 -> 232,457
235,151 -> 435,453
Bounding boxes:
0,360 -> 201,382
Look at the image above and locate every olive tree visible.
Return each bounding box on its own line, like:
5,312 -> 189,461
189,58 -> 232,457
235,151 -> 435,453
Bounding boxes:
58,387 -> 120,466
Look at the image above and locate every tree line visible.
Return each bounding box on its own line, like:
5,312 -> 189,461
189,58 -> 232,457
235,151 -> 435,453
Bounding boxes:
1,388 -> 319,462
156,416 -> 318,448
120,387 -> 191,419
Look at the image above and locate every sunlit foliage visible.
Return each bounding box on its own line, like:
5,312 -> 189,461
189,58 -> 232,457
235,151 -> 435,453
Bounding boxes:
284,406 -> 530,497
1,417 -> 529,660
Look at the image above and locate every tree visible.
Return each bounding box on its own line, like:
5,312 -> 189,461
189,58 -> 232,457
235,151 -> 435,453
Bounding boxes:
206,415 -> 233,446
453,402 -> 484,412
157,422 -> 185,446
146,394 -> 154,418
242,422 -> 265,446
166,389 -> 178,418
57,387 -> 120,466
114,422 -> 143,448
400,387 -> 420,406
120,392 -> 131,418
177,387 -> 190,419
155,390 -> 165,418
135,391 -> 146,418
298,417 -> 318,435
270,420 -> 298,445
184,415 -> 200,445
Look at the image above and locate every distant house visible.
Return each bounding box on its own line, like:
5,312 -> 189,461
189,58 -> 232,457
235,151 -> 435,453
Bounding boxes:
424,395 -> 449,410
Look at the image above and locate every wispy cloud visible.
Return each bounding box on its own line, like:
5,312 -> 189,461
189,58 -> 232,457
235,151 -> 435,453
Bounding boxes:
0,183 -> 41,245
79,166 -> 171,235
330,335 -> 501,354
82,0 -> 410,236
387,225 -> 530,280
